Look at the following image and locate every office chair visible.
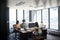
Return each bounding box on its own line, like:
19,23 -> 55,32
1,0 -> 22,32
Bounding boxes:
41,29 -> 47,39
13,24 -> 20,40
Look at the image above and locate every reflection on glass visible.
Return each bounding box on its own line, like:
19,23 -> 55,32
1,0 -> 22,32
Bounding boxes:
17,9 -> 23,23
50,7 -> 58,30
42,9 -> 48,28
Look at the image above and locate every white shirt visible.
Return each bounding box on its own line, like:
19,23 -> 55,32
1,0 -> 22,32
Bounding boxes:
39,23 -> 45,28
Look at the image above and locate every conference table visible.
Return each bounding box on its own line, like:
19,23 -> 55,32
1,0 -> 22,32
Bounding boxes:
16,27 -> 47,40
15,27 -> 38,40
20,27 -> 38,33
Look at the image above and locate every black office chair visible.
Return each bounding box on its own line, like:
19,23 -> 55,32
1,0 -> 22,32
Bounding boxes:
41,29 -> 47,39
13,24 -> 20,40
29,23 -> 35,28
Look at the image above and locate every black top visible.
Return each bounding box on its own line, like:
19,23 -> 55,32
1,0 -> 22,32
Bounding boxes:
35,22 -> 39,27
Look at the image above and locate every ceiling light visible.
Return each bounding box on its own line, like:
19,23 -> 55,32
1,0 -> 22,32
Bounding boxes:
16,2 -> 25,6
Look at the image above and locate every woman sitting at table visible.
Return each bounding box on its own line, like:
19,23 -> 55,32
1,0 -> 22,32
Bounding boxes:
33,22 -> 39,35
35,22 -> 39,27
15,20 -> 20,30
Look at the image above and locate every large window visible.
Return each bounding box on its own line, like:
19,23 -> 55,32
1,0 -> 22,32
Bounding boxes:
50,7 -> 58,30
34,11 -> 37,22
17,10 -> 29,23
42,9 -> 48,28
31,10 -> 37,22
33,10 -> 41,24
9,8 -> 16,32
17,9 -> 23,23
37,10 -> 41,24
25,10 -> 29,22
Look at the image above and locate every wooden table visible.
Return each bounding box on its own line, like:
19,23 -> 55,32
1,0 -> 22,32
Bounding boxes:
17,27 -> 36,40
16,27 -> 47,40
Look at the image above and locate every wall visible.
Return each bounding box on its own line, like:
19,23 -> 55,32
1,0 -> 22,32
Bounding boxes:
0,0 -> 9,40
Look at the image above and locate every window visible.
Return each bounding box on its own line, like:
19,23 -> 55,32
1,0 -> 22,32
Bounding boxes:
17,9 -> 23,23
32,10 -> 41,24
50,7 -> 58,30
25,10 -> 29,22
37,10 -> 41,24
9,8 -> 16,32
34,11 -> 37,22
42,9 -> 48,28
32,10 -> 37,22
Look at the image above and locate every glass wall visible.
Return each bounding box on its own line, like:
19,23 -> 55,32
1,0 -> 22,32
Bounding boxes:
9,7 -> 58,31
50,7 -> 58,30
34,11 -> 37,22
17,10 -> 29,23
33,10 -> 41,24
37,10 -> 41,24
9,8 -> 16,32
42,9 -> 48,28
25,10 -> 29,22
17,9 -> 23,24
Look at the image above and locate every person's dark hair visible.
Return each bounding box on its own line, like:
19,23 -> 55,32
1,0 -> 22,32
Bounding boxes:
35,22 -> 39,27
16,20 -> 19,24
22,19 -> 25,22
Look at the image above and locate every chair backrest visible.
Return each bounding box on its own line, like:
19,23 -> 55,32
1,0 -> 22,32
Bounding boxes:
13,24 -> 16,30
28,23 -> 35,28
13,24 -> 20,33
42,29 -> 47,39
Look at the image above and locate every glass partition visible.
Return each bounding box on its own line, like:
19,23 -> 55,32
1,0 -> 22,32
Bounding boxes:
17,9 -> 23,24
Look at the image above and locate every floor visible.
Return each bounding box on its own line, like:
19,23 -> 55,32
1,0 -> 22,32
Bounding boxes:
8,32 -> 60,40
47,34 -> 60,40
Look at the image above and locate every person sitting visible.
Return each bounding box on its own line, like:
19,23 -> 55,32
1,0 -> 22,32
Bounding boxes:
20,19 -> 28,30
15,20 -> 20,30
35,22 -> 39,27
39,21 -> 45,28
33,22 -> 39,35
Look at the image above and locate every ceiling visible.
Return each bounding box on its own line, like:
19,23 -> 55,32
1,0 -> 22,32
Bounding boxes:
7,0 -> 60,10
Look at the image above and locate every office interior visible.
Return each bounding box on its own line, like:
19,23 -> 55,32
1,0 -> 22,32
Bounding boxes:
0,0 -> 60,40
